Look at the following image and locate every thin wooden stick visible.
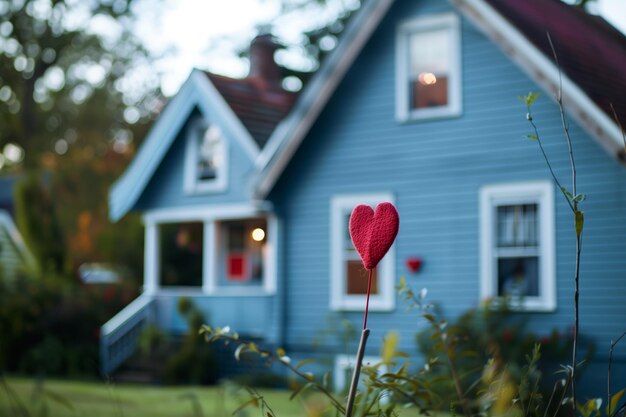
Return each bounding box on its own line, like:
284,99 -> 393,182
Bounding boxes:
345,328 -> 370,417
362,269 -> 373,330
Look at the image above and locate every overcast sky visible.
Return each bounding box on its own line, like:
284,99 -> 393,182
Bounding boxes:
133,0 -> 626,97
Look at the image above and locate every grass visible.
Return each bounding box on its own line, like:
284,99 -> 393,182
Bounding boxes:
0,376 -> 432,417
0,377 -> 303,417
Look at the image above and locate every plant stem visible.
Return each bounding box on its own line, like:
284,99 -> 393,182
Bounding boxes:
445,347 -> 472,417
608,331 -> 626,417
547,33 -> 580,413
345,328 -> 370,417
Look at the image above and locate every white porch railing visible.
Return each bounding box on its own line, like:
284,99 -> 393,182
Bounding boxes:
100,293 -> 155,376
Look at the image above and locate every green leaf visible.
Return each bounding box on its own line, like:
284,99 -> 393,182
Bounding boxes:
289,382 -> 315,400
294,358 -> 315,369
607,388 -> 625,416
382,331 -> 399,363
232,398 -> 259,415
418,288 -> 428,299
322,371 -> 331,389
234,344 -> 245,361
575,211 -> 585,236
573,193 -> 586,203
526,134 -> 538,140
518,91 -> 540,106
276,347 -> 286,357
423,314 -> 436,323
560,186 -> 573,201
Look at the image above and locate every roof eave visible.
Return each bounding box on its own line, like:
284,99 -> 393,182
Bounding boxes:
109,70 -> 262,222
253,0 -> 396,199
452,0 -> 626,163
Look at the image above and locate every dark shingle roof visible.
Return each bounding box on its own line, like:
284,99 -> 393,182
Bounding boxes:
205,73 -> 298,149
485,0 -> 626,130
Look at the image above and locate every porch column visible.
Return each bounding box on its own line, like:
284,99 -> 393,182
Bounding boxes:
144,222 -> 159,294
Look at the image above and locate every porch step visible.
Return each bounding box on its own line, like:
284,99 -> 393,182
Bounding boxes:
110,346 -> 172,384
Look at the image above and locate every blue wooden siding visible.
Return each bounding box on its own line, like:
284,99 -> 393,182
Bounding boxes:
269,0 -> 626,393
135,109 -> 256,211
153,294 -> 278,340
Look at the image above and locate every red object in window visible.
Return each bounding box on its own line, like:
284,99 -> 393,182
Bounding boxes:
228,253 -> 247,280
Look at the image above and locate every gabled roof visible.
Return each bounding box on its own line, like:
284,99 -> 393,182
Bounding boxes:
206,73 -> 298,149
254,0 -> 626,198
483,0 -> 626,142
254,0 -> 396,197
109,71 -> 261,221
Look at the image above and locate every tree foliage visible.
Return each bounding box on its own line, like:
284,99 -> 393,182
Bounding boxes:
0,0 -> 160,166
0,0 -> 158,279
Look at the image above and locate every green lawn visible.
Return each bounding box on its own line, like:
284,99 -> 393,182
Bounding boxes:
0,377 -> 304,417
0,377 -> 433,417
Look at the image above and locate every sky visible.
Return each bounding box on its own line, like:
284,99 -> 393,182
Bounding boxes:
133,0 -> 358,96
132,0 -> 626,97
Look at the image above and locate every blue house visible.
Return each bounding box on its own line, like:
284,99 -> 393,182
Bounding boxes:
103,0 -> 626,393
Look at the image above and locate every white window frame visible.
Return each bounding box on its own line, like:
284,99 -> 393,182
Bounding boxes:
479,181 -> 556,312
142,204 -> 277,297
330,193 -> 396,312
183,118 -> 228,195
396,13 -> 462,122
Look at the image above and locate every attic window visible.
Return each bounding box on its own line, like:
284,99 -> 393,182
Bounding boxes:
396,13 -> 461,121
184,122 -> 228,194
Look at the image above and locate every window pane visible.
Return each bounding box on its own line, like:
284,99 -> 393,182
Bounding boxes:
497,257 -> 539,297
496,204 -> 537,247
219,218 -> 266,285
346,260 -> 379,295
344,213 -> 355,251
160,222 -> 203,287
197,126 -> 223,181
409,28 -> 449,109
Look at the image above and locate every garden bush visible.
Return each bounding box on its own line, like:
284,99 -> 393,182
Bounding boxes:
163,297 -> 219,385
0,271 -> 138,377
414,302 -> 583,411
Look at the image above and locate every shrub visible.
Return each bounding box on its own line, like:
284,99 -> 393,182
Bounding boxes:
0,271 -> 138,377
163,298 -> 219,385
415,302 -> 581,413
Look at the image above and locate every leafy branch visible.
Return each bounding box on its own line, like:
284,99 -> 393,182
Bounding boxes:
199,325 -> 346,414
519,34 -> 585,413
397,278 -> 472,417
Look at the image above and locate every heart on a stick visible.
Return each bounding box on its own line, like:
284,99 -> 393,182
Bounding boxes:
349,202 -> 399,270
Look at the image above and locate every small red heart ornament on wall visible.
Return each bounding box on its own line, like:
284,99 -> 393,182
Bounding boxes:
349,202 -> 399,270
406,257 -> 422,273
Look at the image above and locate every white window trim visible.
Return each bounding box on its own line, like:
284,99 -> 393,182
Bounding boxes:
479,181 -> 556,312
142,205 -> 277,297
395,13 -> 462,122
330,193 -> 396,312
183,118 -> 228,195
334,354 -> 386,392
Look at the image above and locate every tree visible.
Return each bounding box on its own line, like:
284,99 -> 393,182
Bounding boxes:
0,0 -> 160,280
0,0 -> 160,168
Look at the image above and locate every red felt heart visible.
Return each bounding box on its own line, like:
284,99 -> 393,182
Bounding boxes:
349,202 -> 399,270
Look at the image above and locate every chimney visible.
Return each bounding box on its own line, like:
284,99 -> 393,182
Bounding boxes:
248,34 -> 282,89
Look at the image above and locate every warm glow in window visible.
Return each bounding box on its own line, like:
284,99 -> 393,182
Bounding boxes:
409,28 -> 450,109
219,218 -> 267,285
